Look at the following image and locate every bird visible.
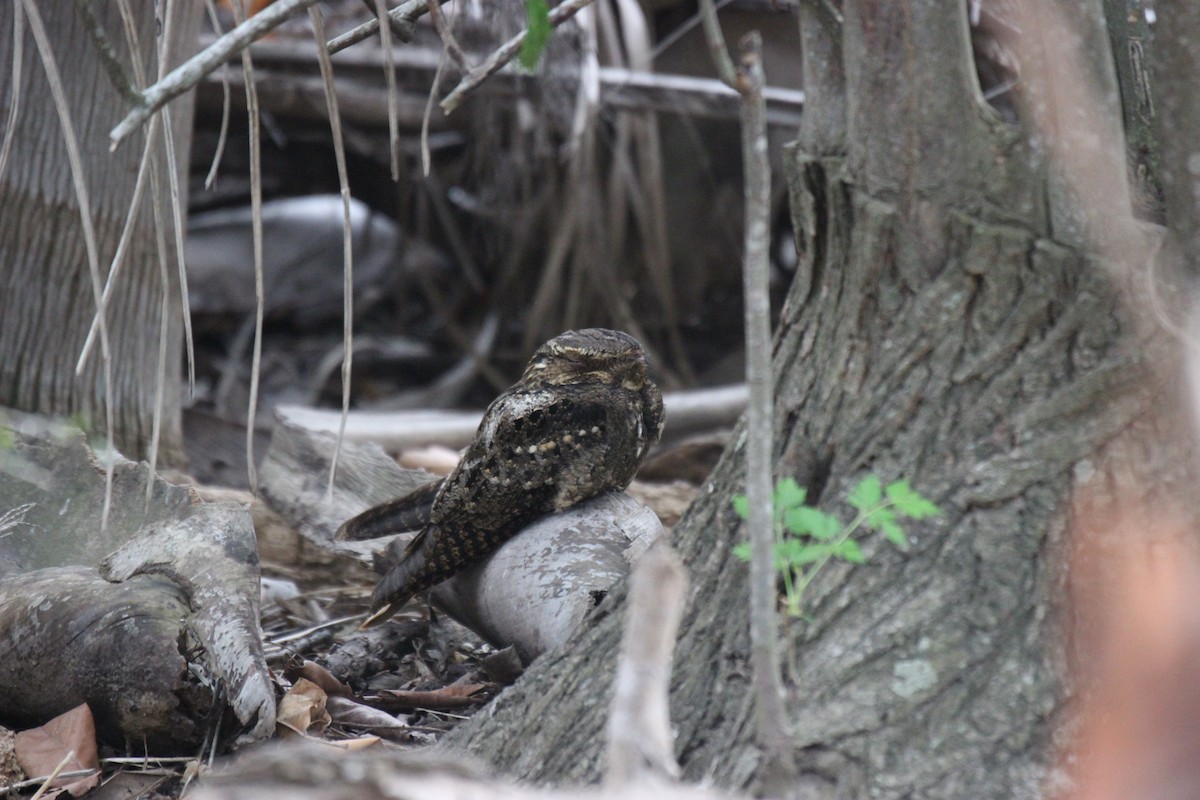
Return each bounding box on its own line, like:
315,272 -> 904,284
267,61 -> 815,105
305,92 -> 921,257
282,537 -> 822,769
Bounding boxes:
337,328 -> 665,627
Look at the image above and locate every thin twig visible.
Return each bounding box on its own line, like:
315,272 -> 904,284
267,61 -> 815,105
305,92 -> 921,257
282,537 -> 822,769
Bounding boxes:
327,0 -> 447,54
372,0 -> 401,181
109,0 -> 323,146
231,0 -> 266,495
268,614 -> 365,645
806,0 -> 845,25
420,30 -> 448,177
69,0 -> 140,104
307,7 -> 356,500
29,750 -> 81,800
439,0 -> 599,115
734,30 -> 792,777
149,2 -> 179,495
21,0 -> 115,532
108,0 -> 172,503
147,146 -> 171,505
357,0 -> 414,39
426,0 -> 470,71
77,0 -> 159,374
202,0 -> 233,189
156,1 -> 198,399
101,756 -> 200,766
646,0 -> 737,64
697,0 -> 737,88
4,769 -> 98,793
0,1 -> 22,184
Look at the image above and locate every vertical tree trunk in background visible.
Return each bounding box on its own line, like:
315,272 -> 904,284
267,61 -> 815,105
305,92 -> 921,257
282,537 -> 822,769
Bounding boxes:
0,2 -> 200,464
448,2 -> 1193,798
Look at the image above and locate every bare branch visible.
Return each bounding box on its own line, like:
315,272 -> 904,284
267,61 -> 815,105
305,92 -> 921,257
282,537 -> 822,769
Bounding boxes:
156,0 -> 198,398
426,0 -> 470,72
606,544 -> 688,785
111,0 -> 452,148
202,0 -> 233,189
306,7 -> 356,499
697,0 -> 737,88
109,0 -> 323,147
372,0 -> 401,181
326,0 -> 449,54
232,0 -> 267,494
20,0 -> 115,532
68,0 -> 140,104
0,1 -> 25,183
439,0 -> 599,115
736,30 -> 794,786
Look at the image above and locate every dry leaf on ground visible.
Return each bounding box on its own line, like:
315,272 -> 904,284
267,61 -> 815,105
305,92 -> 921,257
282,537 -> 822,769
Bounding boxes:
277,679 -> 332,738
369,676 -> 488,712
327,697 -> 414,743
13,704 -> 99,797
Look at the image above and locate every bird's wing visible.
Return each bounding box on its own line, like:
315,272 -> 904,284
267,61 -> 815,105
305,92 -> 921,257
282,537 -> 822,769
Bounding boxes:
428,386 -> 610,525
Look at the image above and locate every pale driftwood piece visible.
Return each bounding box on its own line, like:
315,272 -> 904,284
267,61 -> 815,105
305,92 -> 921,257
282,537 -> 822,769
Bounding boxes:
605,544 -> 687,785
186,196 -> 401,324
101,510 -> 275,743
189,743 -> 740,800
0,409 -> 273,749
274,384 -> 747,452
255,417 -> 433,570
257,418 -> 664,661
193,485 -> 379,588
433,493 -> 664,663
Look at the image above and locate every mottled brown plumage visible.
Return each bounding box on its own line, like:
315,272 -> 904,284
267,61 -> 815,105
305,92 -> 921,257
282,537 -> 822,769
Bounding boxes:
337,328 -> 665,627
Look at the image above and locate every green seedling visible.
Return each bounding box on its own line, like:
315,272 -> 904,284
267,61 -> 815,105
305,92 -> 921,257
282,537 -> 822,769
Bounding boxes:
733,475 -> 942,617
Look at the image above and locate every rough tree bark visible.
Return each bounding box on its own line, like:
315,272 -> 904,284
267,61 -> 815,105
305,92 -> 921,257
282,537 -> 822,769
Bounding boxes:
445,2 -> 1183,798
0,1 -> 200,463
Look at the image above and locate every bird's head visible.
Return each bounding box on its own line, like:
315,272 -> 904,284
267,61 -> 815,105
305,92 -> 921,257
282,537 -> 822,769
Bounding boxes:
521,328 -> 650,390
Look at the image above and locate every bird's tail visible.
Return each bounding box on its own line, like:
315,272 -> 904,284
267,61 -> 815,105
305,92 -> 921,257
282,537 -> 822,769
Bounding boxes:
360,524 -> 446,628
336,479 -> 443,541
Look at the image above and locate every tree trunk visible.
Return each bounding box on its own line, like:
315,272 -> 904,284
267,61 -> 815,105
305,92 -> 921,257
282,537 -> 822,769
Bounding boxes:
0,1 -> 200,464
445,2 -> 1184,797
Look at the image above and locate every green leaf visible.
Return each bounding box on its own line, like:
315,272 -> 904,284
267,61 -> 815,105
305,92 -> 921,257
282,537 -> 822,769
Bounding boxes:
848,475 -> 883,512
777,538 -> 806,570
837,538 -> 866,564
732,541 -> 752,561
864,505 -> 896,532
784,507 -> 842,540
732,494 -> 749,519
880,517 -> 909,548
886,480 -> 942,519
773,478 -> 807,511
518,0 -> 552,70
791,543 -> 833,565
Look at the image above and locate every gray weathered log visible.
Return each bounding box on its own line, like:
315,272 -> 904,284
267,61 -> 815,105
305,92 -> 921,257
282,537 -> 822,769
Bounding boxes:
435,493 -> 663,662
0,409 -> 273,749
186,195 -> 401,324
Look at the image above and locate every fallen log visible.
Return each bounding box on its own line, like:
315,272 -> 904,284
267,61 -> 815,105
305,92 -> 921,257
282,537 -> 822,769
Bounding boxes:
0,409 -> 273,751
